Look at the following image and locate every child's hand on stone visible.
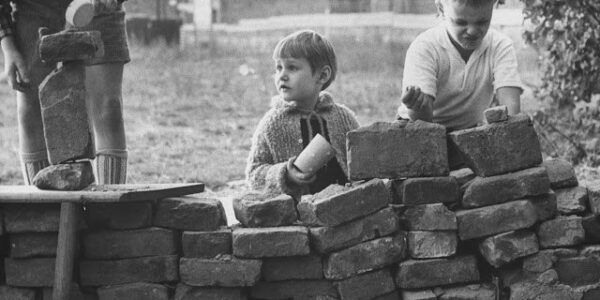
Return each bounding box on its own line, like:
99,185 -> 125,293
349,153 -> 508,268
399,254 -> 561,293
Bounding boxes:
401,86 -> 430,111
286,157 -> 316,186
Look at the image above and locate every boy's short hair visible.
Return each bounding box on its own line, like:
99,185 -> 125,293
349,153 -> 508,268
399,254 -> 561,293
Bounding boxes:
435,0 -> 498,11
272,30 -> 337,90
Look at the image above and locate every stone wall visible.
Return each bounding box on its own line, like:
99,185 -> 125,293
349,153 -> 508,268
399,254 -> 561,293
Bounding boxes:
0,113 -> 599,300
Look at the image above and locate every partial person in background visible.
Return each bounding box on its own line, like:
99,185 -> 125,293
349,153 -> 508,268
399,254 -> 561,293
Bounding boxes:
0,0 -> 130,184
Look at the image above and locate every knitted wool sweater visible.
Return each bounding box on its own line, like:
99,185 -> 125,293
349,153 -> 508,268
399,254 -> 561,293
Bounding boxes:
245,92 -> 360,197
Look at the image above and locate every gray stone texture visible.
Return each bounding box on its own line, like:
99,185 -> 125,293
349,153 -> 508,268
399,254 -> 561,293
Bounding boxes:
479,230 -> 539,268
5,257 -> 55,287
448,114 -> 542,177
39,30 -> 104,64
97,282 -> 170,300
4,204 -> 61,233
347,120 -> 449,180
182,228 -> 232,258
440,284 -> 496,300
39,61 -> 94,164
79,255 -> 179,286
309,207 -> 399,254
542,158 -> 579,189
555,186 -> 589,215
323,234 -> 407,280
456,200 -> 537,240
9,232 -> 58,258
391,176 -> 459,205
556,256 -> 600,287
173,284 -> 246,300
527,192 -> 558,222
582,215 -> 600,242
85,202 -> 153,229
582,287 -> 600,300
154,196 -> 226,231
298,179 -> 389,227
522,248 -> 578,273
232,226 -> 309,258
179,256 -> 261,287
82,227 -> 177,259
32,162 -> 94,190
461,167 -> 550,208
408,231 -> 457,259
41,284 -> 91,300
262,255 -> 323,281
588,185 -> 600,215
484,105 -> 509,123
397,203 -> 457,231
396,255 -> 480,289
250,280 -> 337,300
509,280 -> 582,300
450,167 -> 476,187
0,286 -> 36,300
401,290 -> 437,300
232,192 -> 297,227
538,216 -> 585,248
334,268 -> 396,300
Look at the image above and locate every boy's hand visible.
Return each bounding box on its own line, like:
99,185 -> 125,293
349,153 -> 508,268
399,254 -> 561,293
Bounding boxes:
1,36 -> 30,92
93,0 -> 123,15
286,157 -> 316,186
401,86 -> 433,122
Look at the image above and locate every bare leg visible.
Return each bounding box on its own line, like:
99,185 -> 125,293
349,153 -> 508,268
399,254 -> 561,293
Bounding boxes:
17,90 -> 50,184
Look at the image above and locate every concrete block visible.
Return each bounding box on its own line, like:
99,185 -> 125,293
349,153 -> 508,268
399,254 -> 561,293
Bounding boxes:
484,105 -> 509,123
401,290 -> 437,300
440,284 -> 496,300
173,284 -> 246,300
39,30 -> 104,64
397,203 -> 457,231
5,257 -> 54,287
408,231 -> 457,259
335,268 -> 396,300
309,207 -> 398,254
262,255 -> 323,281
179,256 -> 261,287
391,177 -> 459,205
154,196 -> 226,231
522,248 -> 578,273
556,256 -> 600,287
555,186 -> 589,215
582,214 -> 600,242
250,280 -> 337,299
462,167 -> 550,208
0,286 -> 36,300
298,179 -> 389,226
232,226 -> 309,258
232,192 -> 297,227
182,228 -> 232,258
79,255 -> 179,286
97,282 -> 169,300
527,192 -> 558,222
9,232 -> 57,258
324,234 -> 407,280
479,230 -> 539,268
542,158 -> 578,189
347,120 -> 448,179
538,216 -> 585,248
448,114 -> 542,177
85,202 -> 153,229
396,255 -> 480,289
32,162 -> 94,190
588,185 -> 600,215
456,200 -> 537,240
82,227 -> 177,259
4,204 -> 61,233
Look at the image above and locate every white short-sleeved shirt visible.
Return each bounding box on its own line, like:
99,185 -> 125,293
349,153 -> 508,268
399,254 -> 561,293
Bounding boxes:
399,25 -> 523,130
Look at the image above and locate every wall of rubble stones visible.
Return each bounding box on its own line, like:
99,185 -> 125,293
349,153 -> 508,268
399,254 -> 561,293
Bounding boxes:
1,113 -> 599,300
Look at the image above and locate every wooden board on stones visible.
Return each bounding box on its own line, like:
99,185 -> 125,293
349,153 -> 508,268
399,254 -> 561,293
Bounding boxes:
0,183 -> 204,203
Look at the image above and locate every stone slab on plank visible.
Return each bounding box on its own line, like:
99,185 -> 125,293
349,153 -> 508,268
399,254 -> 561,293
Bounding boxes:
298,179 -> 389,227
335,268 -> 396,300
556,256 -> 600,287
408,231 -> 457,259
448,114 -> 542,177
97,282 -> 169,300
309,207 -> 398,254
462,167 -> 550,208
39,30 -> 104,64
174,284 -> 246,300
32,162 -> 94,191
527,192 -> 558,222
233,192 -> 297,227
85,202 -> 153,229
347,120 -> 448,180
5,257 -> 55,287
232,226 -> 309,258
456,200 -> 537,240
82,227 -> 177,259
182,228 -> 232,258
555,186 -> 588,215
542,158 -> 578,189
154,196 -> 226,231
538,216 -> 585,248
484,105 -> 509,123
396,255 -> 479,289
4,204 -> 61,233
250,280 -> 337,300
0,286 -> 36,300
9,232 -> 58,258
397,203 -> 457,231
262,255 -> 323,281
479,230 -> 539,268
391,177 -> 459,205
180,256 -> 261,287
79,255 -> 179,286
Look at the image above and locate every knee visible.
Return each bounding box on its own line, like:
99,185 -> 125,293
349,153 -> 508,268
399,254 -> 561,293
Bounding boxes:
95,95 -> 124,123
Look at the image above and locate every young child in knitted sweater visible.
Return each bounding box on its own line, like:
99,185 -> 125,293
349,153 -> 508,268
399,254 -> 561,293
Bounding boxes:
246,30 -> 360,198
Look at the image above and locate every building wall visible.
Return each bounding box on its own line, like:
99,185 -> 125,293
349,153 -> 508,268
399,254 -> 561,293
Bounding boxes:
219,0 -> 329,23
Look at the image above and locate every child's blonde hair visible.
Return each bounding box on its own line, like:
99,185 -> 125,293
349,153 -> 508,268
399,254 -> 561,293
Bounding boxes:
272,30 -> 337,90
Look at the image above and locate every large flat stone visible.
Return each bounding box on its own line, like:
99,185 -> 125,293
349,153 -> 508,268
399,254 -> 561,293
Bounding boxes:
179,256 -> 261,287
182,228 -> 232,258
542,158 -> 578,189
85,202 -> 153,229
391,177 -> 459,205
5,258 -> 54,287
408,231 -> 457,259
9,232 -> 58,258
262,255 -> 323,281
232,226 -> 309,258
82,227 -> 177,259
32,162 -> 94,191
39,30 -> 104,64
448,114 -> 542,177
335,268 -> 396,300
173,284 -> 246,300
456,200 -> 537,240
396,255 -> 480,289
537,216 -> 585,248
97,282 -> 169,300
298,179 -> 389,227
479,230 -> 539,268
79,255 -> 179,286
556,256 -> 600,287
154,196 -> 226,231
347,120 -> 448,180
232,192 -> 297,227
250,280 -> 337,299
397,203 -> 457,231
555,186 -> 589,215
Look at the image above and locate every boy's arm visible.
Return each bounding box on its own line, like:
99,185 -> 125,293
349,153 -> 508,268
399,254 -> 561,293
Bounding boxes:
0,1 -> 30,91
496,86 -> 521,115
401,86 -> 434,122
399,38 -> 438,121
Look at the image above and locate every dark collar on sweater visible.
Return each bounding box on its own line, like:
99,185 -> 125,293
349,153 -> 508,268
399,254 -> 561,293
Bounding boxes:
270,91 -> 335,115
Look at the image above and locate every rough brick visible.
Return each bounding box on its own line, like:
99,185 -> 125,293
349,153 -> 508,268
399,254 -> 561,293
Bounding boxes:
456,200 -> 537,240
86,202 -> 153,229
298,179 -> 389,227
448,114 -> 542,177
450,167 -> 476,187
538,216 -> 585,248
347,120 -> 449,179
83,227 -> 177,259
32,162 -> 94,191
542,158 -> 578,189
233,192 -> 297,227
39,61 -> 94,164
0,286 -> 36,300
41,284 -> 94,300
522,248 -> 578,273
154,196 -> 226,231
527,192 -> 558,222
401,290 -> 437,300
232,226 -> 309,258
97,282 -> 169,300
39,30 -> 103,64
335,268 -> 396,300
440,284 -> 496,300
173,284 -> 246,300
182,228 -> 232,258
4,204 -> 61,233
555,186 -> 589,215
5,257 -> 54,287
462,167 -> 550,208
582,286 -> 600,300
484,105 -> 509,123
396,255 -> 479,289
397,203 -> 457,231
10,232 -> 57,258
556,256 -> 600,287
324,234 -> 407,280
479,230 -> 539,268
179,256 -> 261,287
588,185 -> 600,215
80,255 -> 179,286
509,280 -> 582,300
309,207 -> 398,254
391,177 -> 459,205
408,231 -> 457,259
582,215 -> 600,242
250,280 -> 337,299
262,255 -> 323,281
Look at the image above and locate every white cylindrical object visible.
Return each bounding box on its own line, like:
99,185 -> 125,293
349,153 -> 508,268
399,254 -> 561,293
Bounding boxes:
66,0 -> 95,27
293,134 -> 335,175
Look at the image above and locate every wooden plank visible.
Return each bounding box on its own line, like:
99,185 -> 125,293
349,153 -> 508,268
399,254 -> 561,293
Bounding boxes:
0,183 -> 204,203
53,202 -> 79,300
